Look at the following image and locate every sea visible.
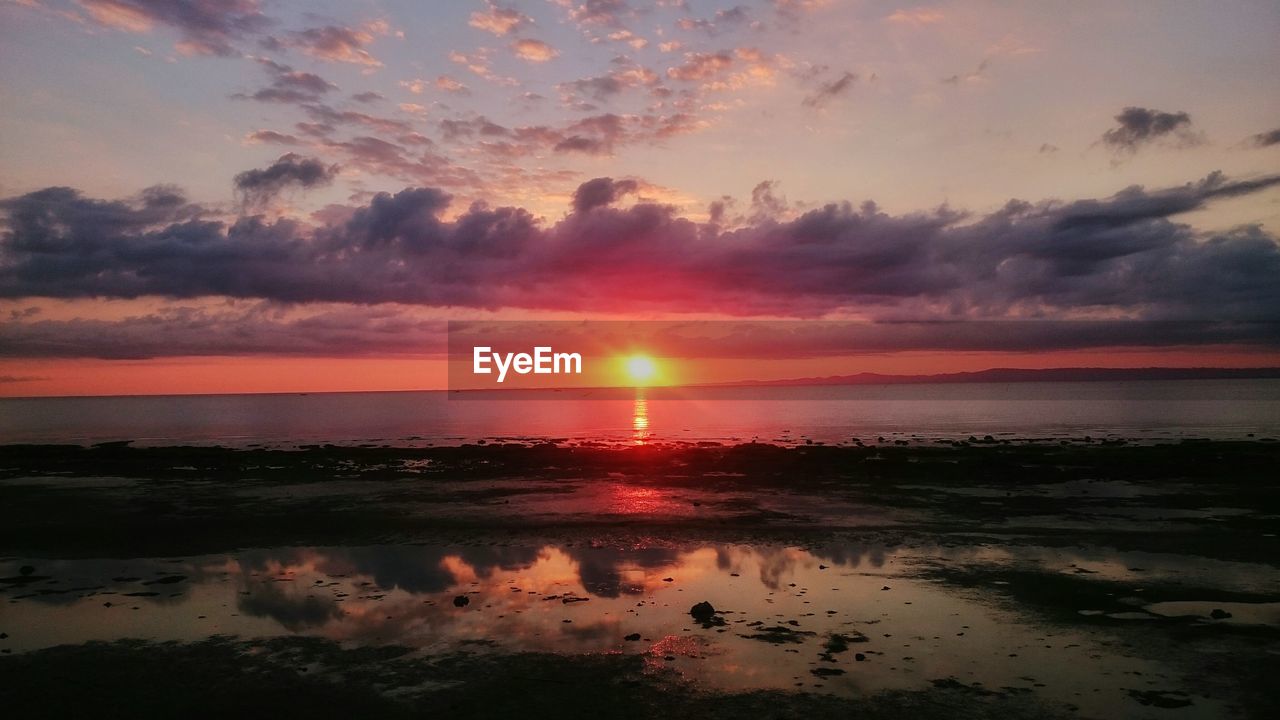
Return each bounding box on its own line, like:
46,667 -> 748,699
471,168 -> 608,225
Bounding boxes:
3,379 -> 1279,447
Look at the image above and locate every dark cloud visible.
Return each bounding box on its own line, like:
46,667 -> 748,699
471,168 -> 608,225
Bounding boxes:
285,24 -> 382,66
432,111 -> 701,159
802,71 -> 856,108
1102,107 -> 1204,153
1245,128 -> 1280,148
75,0 -> 273,56
556,62 -> 661,104
233,58 -> 337,104
351,91 -> 384,104
572,177 -> 638,213
232,154 -> 338,209
300,103 -> 414,135
246,129 -> 301,145
749,180 -> 788,221
3,173 -> 1279,331
0,304 -> 448,359
676,6 -> 750,36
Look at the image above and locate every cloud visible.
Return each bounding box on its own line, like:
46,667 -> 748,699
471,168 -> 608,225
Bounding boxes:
884,8 -> 943,25
802,71 -> 856,108
0,304 -> 450,359
288,24 -> 382,67
469,2 -> 532,36
233,58 -> 336,104
1101,107 -> 1205,153
429,111 -> 702,159
511,38 -> 560,62
74,0 -> 272,56
666,51 -> 734,81
233,153 -> 337,209
563,0 -> 633,28
772,0 -> 828,22
245,129 -> 301,146
676,5 -> 750,36
1245,128 -> 1280,148
435,75 -> 470,93
557,64 -> 660,102
4,173 -> 1279,326
572,177 -> 638,212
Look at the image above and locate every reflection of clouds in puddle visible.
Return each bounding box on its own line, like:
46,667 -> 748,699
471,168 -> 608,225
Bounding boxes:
927,545 -> 1280,594
0,543 -> 1247,716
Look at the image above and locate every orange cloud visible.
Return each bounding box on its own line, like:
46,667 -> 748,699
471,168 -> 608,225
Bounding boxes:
885,8 -> 944,25
512,38 -> 560,62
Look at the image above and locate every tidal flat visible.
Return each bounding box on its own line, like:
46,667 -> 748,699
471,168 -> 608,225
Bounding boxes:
1,441 -> 1277,718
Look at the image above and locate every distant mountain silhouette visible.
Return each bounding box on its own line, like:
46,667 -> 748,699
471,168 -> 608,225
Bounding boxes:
714,367 -> 1280,387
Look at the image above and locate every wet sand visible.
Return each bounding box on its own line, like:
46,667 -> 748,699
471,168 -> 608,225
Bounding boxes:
1,440 -> 1278,718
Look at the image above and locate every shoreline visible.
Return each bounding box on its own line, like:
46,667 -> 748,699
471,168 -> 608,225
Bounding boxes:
3,440 -> 1278,717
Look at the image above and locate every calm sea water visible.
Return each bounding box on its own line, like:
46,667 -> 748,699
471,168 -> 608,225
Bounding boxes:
3,380 -> 1280,446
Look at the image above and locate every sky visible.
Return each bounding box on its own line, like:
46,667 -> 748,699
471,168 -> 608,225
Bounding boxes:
1,0 -> 1279,396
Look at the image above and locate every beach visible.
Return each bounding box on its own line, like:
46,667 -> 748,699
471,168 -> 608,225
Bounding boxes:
2,440 -> 1277,718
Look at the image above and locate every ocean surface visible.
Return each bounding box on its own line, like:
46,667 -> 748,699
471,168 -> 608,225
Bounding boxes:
3,379 -> 1279,446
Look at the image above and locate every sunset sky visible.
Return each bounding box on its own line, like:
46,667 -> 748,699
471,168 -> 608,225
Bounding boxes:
2,0 -> 1279,396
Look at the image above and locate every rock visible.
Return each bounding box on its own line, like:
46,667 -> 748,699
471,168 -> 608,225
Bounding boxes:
1128,690 -> 1192,709
19,566 -> 35,577
1209,608 -> 1232,619
881,586 -> 891,591
143,575 -> 187,586
855,653 -> 866,661
624,633 -> 641,641
452,595 -> 470,607
690,601 -> 717,623
810,667 -> 845,677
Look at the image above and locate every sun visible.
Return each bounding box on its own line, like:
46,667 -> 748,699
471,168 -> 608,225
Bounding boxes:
624,354 -> 657,385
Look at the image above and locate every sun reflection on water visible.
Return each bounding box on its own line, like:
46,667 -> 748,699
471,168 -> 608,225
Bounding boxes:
632,391 -> 649,444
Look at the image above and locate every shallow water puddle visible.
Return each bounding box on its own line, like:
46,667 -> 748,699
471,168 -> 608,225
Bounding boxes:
0,544 -> 1236,717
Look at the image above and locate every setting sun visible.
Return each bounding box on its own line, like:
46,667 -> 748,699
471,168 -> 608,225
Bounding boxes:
624,355 -> 657,385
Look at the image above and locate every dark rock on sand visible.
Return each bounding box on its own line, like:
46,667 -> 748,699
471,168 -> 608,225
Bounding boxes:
739,626 -> 815,644
1128,690 -> 1193,709
855,653 -> 866,662
452,595 -> 470,608
1209,608 -> 1232,619
143,575 -> 187,586
690,601 -> 716,623
624,633 -> 641,641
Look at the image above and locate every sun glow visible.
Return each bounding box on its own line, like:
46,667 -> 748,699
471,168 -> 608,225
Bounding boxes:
624,354 -> 657,385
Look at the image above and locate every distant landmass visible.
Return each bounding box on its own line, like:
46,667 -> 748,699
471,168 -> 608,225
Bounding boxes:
714,367 -> 1280,387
